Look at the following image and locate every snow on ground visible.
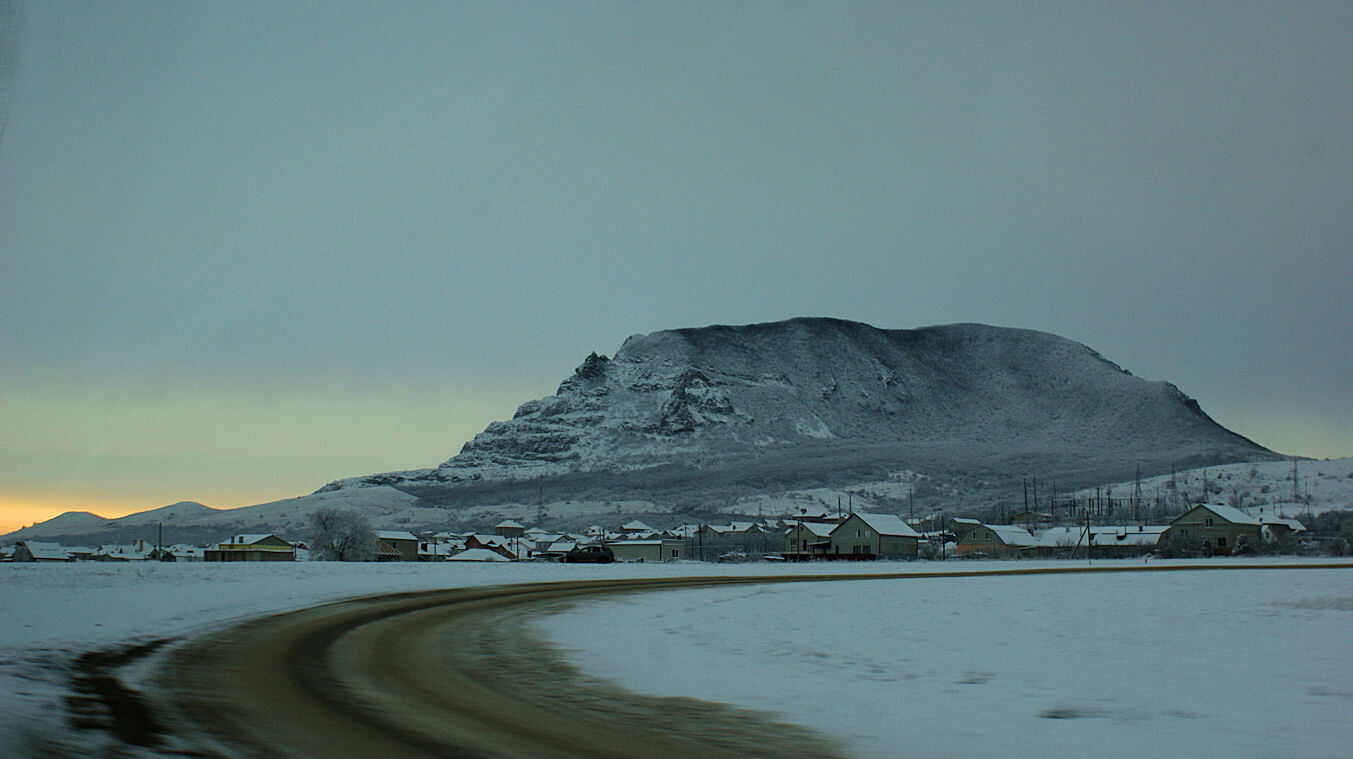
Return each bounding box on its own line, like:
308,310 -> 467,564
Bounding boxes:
1072,457 -> 1353,518
536,559 -> 1353,759
0,560 -> 911,752
1,559 -> 1349,757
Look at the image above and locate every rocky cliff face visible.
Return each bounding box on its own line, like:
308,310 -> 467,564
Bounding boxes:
322,318 -> 1273,492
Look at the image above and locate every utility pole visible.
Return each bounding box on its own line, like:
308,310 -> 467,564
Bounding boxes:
1031,478 -> 1038,520
1132,463 -> 1143,523
909,484 -> 915,528
536,475 -> 546,528
1086,506 -> 1092,565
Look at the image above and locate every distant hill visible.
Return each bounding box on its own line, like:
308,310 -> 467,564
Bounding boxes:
4,319 -> 1283,542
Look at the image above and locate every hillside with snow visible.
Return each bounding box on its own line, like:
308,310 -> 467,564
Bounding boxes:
330,319 -> 1271,490
5,319 -> 1290,542
319,319 -> 1276,515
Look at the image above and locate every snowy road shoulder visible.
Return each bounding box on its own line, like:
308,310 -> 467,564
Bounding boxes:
2,559 -> 1350,757
536,560 -> 1353,759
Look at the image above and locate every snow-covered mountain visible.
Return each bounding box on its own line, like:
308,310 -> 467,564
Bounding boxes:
324,318 -> 1274,493
5,318 -> 1286,542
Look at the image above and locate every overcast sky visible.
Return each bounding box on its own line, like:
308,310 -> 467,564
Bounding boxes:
2,2 -> 1350,532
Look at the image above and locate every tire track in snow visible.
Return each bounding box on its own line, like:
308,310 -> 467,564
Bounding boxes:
151,563 -> 1353,758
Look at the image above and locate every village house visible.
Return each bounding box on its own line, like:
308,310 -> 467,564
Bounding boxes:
783,521 -> 835,558
618,520 -> 657,536
465,534 -> 521,560
164,544 -> 204,561
691,522 -> 772,559
13,541 -> 73,562
375,530 -> 419,561
540,539 -> 578,561
205,534 -> 296,562
494,520 -> 527,538
827,513 -> 921,559
1036,525 -> 1167,558
94,539 -> 157,561
789,503 -> 842,524
953,520 -> 1037,557
449,548 -> 511,562
1162,503 -> 1262,555
419,537 -> 466,561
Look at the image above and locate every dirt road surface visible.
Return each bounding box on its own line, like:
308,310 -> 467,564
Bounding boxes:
151,564 -> 1353,758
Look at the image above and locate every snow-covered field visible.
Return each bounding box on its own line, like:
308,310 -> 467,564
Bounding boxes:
1069,457 -> 1353,518
0,560 -> 909,752
1,559 -> 1349,757
538,561 -> 1353,759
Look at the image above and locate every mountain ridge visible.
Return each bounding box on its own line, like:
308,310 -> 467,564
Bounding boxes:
5,319 -> 1282,542
322,318 -> 1271,492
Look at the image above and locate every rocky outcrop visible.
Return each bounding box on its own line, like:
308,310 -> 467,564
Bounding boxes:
321,318 -> 1275,492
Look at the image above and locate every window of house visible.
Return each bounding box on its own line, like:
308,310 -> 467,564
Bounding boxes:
1217,536 -> 1227,547
1205,517 -> 1213,527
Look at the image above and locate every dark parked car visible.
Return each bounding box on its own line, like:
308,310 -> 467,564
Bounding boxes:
563,544 -> 614,563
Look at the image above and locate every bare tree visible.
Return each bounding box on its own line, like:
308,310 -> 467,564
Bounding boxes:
309,507 -> 377,561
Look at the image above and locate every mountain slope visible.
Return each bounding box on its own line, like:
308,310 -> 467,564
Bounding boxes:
4,318 -> 1280,541
326,318 -> 1273,495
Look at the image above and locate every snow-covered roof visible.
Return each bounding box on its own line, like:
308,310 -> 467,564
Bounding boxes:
376,530 -> 418,541
707,522 -> 759,534
449,548 -> 511,562
419,542 -> 458,556
1193,504 -> 1261,526
794,521 -> 836,538
1261,517 -> 1305,531
1037,525 -> 1167,548
1036,526 -> 1082,548
988,525 -> 1037,547
546,540 -> 578,553
228,534 -> 282,545
1088,526 -> 1167,547
495,519 -> 525,529
20,542 -> 71,560
607,539 -> 665,546
620,520 -> 655,532
849,512 -> 921,538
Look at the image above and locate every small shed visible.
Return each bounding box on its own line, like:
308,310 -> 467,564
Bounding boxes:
605,538 -> 683,562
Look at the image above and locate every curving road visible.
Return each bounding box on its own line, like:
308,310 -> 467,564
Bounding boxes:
152,563 -> 1353,758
